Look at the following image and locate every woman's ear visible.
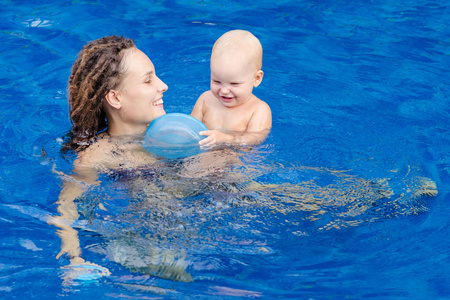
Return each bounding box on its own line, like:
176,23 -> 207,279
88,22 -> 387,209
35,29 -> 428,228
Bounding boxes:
253,70 -> 264,87
105,90 -> 122,110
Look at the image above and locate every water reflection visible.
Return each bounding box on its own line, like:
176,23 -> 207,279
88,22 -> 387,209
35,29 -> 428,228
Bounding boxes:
66,145 -> 437,282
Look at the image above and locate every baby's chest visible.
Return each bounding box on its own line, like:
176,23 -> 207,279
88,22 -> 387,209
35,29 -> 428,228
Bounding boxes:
204,109 -> 251,132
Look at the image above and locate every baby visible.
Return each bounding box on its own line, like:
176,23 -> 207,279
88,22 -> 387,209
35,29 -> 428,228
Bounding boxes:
191,30 -> 272,146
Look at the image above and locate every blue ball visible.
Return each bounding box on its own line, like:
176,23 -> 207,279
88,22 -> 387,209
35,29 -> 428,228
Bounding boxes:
143,113 -> 208,159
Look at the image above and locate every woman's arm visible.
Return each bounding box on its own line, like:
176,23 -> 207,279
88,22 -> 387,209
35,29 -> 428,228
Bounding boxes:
50,161 -> 100,264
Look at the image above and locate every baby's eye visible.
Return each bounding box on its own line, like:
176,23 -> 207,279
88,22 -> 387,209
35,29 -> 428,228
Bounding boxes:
145,79 -> 152,84
231,83 -> 240,86
213,80 -> 221,84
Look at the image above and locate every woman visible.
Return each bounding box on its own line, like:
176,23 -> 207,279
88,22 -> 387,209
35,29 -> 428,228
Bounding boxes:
52,35 -> 170,280
67,35 -> 168,167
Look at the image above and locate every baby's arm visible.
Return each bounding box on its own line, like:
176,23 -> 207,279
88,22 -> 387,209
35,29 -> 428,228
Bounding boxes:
199,101 -> 272,146
246,101 -> 272,133
191,92 -> 207,122
198,130 -> 235,146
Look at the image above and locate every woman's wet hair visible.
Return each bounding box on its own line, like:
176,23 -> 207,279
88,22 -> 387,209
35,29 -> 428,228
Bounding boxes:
66,35 -> 136,151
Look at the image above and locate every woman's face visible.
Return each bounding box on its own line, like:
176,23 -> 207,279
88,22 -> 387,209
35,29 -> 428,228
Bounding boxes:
116,48 -> 168,133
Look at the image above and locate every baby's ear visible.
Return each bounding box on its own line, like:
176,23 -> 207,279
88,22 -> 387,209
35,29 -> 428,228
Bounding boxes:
253,70 -> 264,87
105,89 -> 122,110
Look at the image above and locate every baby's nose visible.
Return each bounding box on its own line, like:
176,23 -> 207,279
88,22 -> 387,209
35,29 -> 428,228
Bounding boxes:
220,87 -> 230,94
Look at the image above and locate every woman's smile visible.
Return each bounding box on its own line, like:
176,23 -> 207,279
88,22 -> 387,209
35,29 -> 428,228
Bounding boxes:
153,99 -> 164,106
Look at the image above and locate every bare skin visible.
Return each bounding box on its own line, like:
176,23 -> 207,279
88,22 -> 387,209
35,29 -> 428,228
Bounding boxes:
192,90 -> 271,145
51,46 -> 168,278
50,134 -> 159,280
191,30 -> 272,147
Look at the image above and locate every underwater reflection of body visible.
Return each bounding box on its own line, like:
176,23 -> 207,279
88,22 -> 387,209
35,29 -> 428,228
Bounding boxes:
65,151 -> 437,283
54,144 -> 246,283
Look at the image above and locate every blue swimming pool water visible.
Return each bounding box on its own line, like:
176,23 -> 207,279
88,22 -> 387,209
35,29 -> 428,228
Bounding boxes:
1,0 -> 449,299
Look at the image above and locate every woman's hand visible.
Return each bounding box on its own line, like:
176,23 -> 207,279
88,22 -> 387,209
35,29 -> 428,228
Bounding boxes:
61,257 -> 111,285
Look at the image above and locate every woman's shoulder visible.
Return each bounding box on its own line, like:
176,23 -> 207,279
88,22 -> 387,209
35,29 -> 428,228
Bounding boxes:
75,133 -> 157,169
75,136 -> 115,167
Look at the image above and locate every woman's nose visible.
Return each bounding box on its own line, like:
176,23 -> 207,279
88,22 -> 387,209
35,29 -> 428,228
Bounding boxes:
157,76 -> 168,92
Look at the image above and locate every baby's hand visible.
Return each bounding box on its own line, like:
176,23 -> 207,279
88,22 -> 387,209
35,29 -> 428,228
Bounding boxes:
199,130 -> 234,147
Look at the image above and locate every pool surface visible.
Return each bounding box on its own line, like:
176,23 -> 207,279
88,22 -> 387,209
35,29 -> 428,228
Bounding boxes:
1,0 -> 449,299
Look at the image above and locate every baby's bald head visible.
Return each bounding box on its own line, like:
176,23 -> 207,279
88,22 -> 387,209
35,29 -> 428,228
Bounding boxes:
211,30 -> 263,71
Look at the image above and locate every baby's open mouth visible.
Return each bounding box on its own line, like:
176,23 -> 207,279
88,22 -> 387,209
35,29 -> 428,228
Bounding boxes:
221,96 -> 234,101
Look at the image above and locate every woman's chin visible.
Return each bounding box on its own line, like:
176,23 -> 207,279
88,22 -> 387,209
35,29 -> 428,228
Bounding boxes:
156,108 -> 166,118
150,108 -> 166,120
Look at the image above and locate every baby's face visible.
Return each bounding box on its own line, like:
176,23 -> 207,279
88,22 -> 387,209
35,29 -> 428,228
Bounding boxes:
210,52 -> 262,108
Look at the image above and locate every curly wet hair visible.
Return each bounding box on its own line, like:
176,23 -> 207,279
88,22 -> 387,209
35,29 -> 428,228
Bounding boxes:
67,35 -> 136,151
